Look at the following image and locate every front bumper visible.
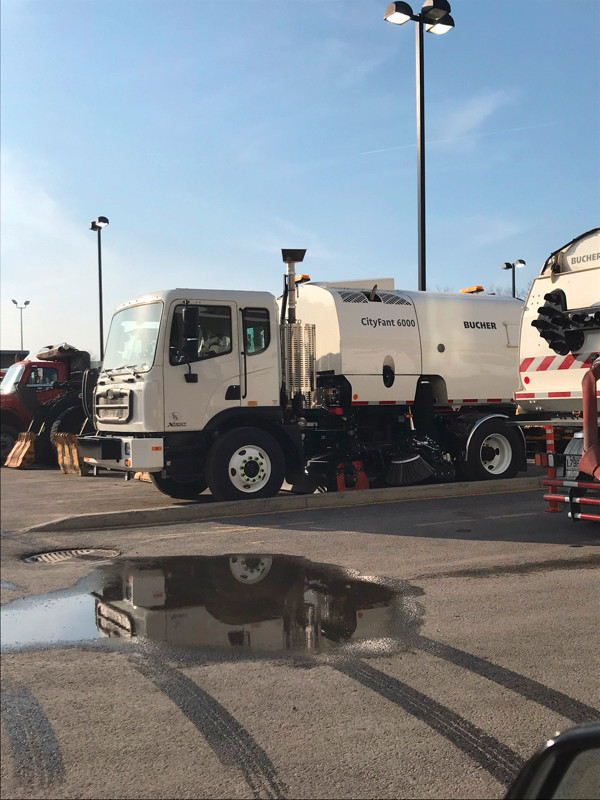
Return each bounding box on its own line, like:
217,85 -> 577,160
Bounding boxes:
77,435 -> 165,472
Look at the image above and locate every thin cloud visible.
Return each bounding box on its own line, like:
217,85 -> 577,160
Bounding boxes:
315,37 -> 390,88
360,90 -> 515,156
440,90 -> 513,140
467,215 -> 527,247
360,121 -> 555,155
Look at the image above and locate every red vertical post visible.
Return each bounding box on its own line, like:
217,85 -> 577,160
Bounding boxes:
545,424 -> 560,513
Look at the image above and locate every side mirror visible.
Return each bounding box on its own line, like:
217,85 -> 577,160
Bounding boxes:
181,305 -> 200,361
504,723 -> 600,799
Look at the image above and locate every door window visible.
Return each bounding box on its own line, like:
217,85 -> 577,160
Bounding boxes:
27,367 -> 58,387
242,308 -> 270,356
170,305 -> 232,365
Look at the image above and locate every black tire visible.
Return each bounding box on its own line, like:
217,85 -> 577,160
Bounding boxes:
1,424 -> 19,464
462,419 -> 522,481
49,405 -> 91,450
206,427 -> 285,501
151,471 -> 207,500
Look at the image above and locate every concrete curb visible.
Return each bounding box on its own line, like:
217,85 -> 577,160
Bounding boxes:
26,476 -> 545,533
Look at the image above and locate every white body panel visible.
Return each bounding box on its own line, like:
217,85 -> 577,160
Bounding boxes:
294,284 -> 522,405
515,229 -> 600,413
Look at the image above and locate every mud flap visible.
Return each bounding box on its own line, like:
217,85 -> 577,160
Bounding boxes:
55,432 -> 92,476
4,432 -> 36,469
335,460 -> 369,491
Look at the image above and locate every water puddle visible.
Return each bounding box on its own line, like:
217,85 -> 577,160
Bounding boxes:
1,554 -> 424,657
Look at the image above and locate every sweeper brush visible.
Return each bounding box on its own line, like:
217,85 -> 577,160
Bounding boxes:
386,454 -> 435,486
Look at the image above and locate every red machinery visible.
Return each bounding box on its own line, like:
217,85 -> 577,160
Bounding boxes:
542,357 -> 600,521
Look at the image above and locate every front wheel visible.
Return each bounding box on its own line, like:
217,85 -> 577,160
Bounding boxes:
151,471 -> 207,500
206,427 -> 285,501
1,424 -> 19,464
50,405 -> 92,452
462,419 -> 522,481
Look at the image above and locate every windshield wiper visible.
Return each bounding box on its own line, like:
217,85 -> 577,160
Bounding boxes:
114,364 -> 142,378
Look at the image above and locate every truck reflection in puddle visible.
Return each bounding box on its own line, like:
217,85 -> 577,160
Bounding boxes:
92,554 -> 423,656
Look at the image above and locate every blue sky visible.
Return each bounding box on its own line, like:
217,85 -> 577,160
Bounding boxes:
1,0 -> 598,360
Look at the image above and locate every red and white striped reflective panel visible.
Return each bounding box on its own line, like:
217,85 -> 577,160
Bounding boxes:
446,398 -> 513,405
520,353 -> 596,372
350,398 -> 514,406
515,390 -> 600,399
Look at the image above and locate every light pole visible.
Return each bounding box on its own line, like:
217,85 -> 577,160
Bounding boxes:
384,0 -> 455,292
501,259 -> 526,298
89,216 -> 109,361
11,299 -> 30,354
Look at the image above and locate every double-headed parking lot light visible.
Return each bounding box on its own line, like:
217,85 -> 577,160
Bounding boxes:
384,0 -> 455,292
11,299 -> 30,354
501,259 -> 526,298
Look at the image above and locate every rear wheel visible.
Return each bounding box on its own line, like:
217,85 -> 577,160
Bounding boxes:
151,471 -> 207,500
206,427 -> 285,501
463,419 -> 522,481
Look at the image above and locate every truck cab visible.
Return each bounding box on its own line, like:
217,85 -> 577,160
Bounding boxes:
1,359 -> 69,461
1,343 -> 92,463
79,289 -> 303,498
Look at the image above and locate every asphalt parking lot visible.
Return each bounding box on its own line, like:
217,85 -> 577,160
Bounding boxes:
2,465 -> 598,800
0,463 -> 545,534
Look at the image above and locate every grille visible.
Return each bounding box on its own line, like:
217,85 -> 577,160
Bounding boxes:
337,290 -> 368,304
377,292 -> 412,306
95,388 -> 132,423
23,549 -> 120,564
281,322 -> 316,407
334,289 -> 412,306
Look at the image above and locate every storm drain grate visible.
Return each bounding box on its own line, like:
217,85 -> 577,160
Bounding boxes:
23,548 -> 120,564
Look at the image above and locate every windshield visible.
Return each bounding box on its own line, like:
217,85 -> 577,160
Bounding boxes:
0,364 -> 25,395
102,302 -> 163,374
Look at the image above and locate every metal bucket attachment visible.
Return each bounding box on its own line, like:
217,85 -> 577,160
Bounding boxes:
55,432 -> 91,476
4,432 -> 36,469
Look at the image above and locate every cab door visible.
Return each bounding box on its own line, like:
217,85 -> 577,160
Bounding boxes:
238,306 -> 281,409
163,301 -> 241,432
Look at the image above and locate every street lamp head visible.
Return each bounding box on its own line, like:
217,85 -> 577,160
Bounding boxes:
12,299 -> 17,305
421,0 -> 451,21
514,259 -> 526,269
502,262 -> 513,271
425,13 -> 454,33
384,2 -> 414,24
90,216 -> 109,231
24,300 -> 30,306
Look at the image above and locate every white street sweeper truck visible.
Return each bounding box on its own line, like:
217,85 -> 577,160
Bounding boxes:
513,228 -> 600,520
78,250 -> 525,501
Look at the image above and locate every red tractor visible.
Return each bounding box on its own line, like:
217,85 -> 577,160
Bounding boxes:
1,343 -> 96,465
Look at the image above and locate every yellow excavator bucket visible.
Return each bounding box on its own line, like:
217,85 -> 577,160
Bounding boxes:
55,432 -> 91,476
4,432 -> 37,469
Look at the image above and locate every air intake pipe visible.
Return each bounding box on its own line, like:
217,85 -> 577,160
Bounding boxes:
281,249 -> 306,324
